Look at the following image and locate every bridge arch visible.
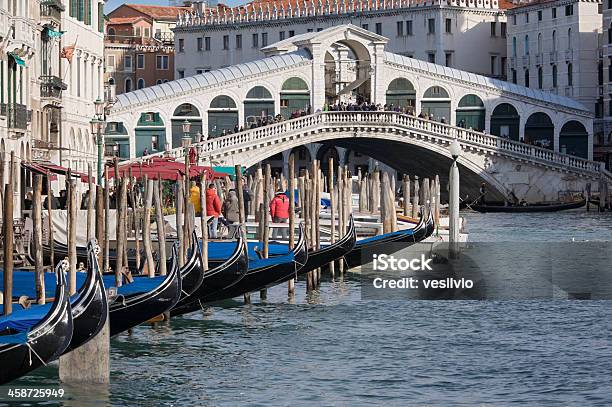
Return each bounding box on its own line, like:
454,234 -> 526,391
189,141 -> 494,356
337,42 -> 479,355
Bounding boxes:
209,95 -> 239,137
525,112 -> 554,149
490,103 -> 520,141
171,103 -> 202,147
421,86 -> 451,122
385,78 -> 416,112
244,85 -> 275,126
559,120 -> 588,158
280,77 -> 310,119
456,94 -> 485,131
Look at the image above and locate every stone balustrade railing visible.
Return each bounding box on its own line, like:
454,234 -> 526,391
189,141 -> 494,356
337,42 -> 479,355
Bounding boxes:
123,111 -> 609,182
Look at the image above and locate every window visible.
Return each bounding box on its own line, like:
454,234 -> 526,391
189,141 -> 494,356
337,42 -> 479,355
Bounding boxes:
538,33 -> 542,55
512,37 -> 517,57
107,55 -> 115,68
428,18 -> 435,34
262,33 -> 268,46
552,65 -> 558,87
279,31 -> 285,41
135,27 -> 141,37
124,55 -> 132,70
427,52 -> 436,63
568,63 -> 573,86
125,78 -> 132,92
197,37 -> 203,51
406,20 -> 413,35
552,7 -> 557,18
362,23 -> 369,31
205,37 -> 211,51
609,58 -> 612,81
490,22 -> 496,37
501,22 -> 506,37
196,69 -> 203,74
565,5 -> 573,16
490,55 -> 497,75
307,28 -> 313,32
236,34 -> 242,49
445,18 -> 452,34
137,54 -> 144,69
567,28 -> 572,50
151,135 -> 158,151
609,0 -> 612,9
524,69 -> 530,87
525,13 -> 529,23
501,57 -> 507,78
144,28 -> 150,38
223,35 -> 229,50
538,67 -> 543,89
552,30 -> 557,51
252,33 -> 259,48
156,55 -> 169,70
156,79 -> 163,85
445,52 -> 452,67
538,10 -> 542,20
524,35 -> 529,55
178,38 -> 184,52
511,69 -> 517,83
178,70 -> 184,79
513,15 -> 517,25
397,21 -> 404,36
376,23 -> 382,35
137,78 -> 145,89
317,28 -> 323,32
289,30 -> 295,37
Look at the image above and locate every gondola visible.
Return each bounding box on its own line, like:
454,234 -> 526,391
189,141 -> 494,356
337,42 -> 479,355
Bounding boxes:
103,244 -> 182,336
469,199 -> 586,213
0,262 -> 73,385
343,209 -> 435,269
203,224 -> 308,302
171,227 -> 249,316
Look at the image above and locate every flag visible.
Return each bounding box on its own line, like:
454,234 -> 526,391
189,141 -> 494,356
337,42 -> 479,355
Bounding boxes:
61,43 -> 76,63
46,28 -> 65,38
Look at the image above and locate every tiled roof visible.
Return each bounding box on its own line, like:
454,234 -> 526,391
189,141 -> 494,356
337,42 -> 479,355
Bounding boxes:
125,4 -> 190,20
111,50 -> 312,111
108,16 -> 147,25
384,52 -> 588,112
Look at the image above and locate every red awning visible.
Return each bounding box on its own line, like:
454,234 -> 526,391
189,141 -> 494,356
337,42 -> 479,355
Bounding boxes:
107,157 -> 222,181
35,162 -> 88,181
21,162 -> 58,181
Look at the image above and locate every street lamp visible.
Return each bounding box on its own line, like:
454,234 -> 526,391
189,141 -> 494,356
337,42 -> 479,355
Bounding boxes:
182,119 -> 192,148
448,138 -> 462,258
90,97 -> 107,185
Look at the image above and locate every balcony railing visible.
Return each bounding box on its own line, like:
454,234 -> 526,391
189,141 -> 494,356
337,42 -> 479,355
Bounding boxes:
1,103 -> 30,131
40,75 -> 67,100
41,0 -> 64,22
153,31 -> 174,44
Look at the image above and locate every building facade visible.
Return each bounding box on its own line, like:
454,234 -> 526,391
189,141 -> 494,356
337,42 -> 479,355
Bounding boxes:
173,0 -> 510,79
105,4 -> 187,96
600,0 -> 612,168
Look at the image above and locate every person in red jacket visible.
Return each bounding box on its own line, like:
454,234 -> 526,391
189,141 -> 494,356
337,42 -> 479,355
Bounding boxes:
206,184 -> 222,238
270,189 -> 290,239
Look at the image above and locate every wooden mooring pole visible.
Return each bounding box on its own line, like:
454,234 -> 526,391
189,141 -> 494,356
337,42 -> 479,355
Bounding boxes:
33,175 -> 45,304
288,154 -> 296,296
2,177 -> 14,315
258,164 -> 270,301
155,179 -> 167,276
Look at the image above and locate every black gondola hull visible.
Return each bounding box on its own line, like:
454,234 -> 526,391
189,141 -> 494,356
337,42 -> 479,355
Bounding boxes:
470,199 -> 586,213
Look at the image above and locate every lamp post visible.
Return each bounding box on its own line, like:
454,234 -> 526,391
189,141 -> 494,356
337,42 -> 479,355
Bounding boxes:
448,138 -> 462,258
90,98 -> 107,185
181,119 -> 192,148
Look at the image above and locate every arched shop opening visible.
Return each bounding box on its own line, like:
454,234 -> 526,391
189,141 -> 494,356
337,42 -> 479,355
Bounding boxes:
524,112 -> 554,149
317,145 -> 340,179
280,77 -> 310,119
171,103 -> 202,147
208,95 -> 238,137
244,86 -> 274,127
135,112 -> 166,156
456,94 -> 485,131
421,86 -> 451,122
490,103 -> 520,141
104,121 -> 130,158
559,121 -> 589,158
386,78 -> 416,112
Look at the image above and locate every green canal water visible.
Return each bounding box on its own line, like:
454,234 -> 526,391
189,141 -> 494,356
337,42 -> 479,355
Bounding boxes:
4,211 -> 612,406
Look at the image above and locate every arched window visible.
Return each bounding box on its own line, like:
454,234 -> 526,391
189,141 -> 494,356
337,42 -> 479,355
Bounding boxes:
137,78 -> 145,89
456,94 -> 485,131
552,65 -> 558,88
108,77 -> 115,85
156,79 -> 163,85
552,30 -> 557,52
512,37 -> 517,57
385,78 -> 416,111
537,33 -> 542,54
246,85 -> 273,99
567,28 -> 572,50
421,86 -> 451,122
281,77 -> 311,118
210,95 -> 237,109
524,69 -> 530,87
209,95 -> 238,137
108,27 -> 116,36
125,78 -> 132,92
524,35 -> 529,56
568,63 -> 573,86
538,67 -> 543,89
244,86 -> 274,125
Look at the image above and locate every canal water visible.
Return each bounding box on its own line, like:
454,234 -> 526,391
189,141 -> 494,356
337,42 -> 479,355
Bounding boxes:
6,211 -> 612,406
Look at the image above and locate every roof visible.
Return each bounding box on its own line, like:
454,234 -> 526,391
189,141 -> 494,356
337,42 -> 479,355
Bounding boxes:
107,16 -> 149,25
122,4 -> 190,20
111,50 -> 312,111
498,0 -> 517,9
384,52 -> 589,112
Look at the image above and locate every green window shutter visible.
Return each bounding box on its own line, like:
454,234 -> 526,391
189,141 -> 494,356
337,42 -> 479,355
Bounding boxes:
98,3 -> 104,32
71,0 -> 77,17
86,0 -> 91,25
78,0 -> 84,21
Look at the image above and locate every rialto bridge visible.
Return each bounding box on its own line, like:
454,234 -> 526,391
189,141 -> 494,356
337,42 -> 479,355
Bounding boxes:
106,25 -> 611,201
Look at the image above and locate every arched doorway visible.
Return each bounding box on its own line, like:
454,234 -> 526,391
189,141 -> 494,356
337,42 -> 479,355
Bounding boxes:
208,95 -> 238,137
524,112 -> 553,149
559,121 -> 588,158
171,103 -> 202,148
456,94 -> 485,131
386,78 -> 416,112
244,86 -> 274,127
280,77 -> 310,119
135,112 -> 166,156
317,145 -> 340,180
291,145 -> 311,175
324,39 -> 372,105
490,103 -> 519,141
421,86 -> 451,122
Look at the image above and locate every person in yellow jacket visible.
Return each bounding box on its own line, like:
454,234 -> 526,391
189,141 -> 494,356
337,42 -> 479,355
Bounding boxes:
189,181 -> 201,214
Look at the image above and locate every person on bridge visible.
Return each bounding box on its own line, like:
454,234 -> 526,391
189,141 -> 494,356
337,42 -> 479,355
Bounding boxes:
270,189 -> 290,240
206,184 -> 222,239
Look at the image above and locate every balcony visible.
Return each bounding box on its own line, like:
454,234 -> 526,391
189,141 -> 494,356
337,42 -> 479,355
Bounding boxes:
153,31 -> 174,44
40,0 -> 64,23
40,75 -> 67,105
549,51 -> 558,64
1,103 -> 30,131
